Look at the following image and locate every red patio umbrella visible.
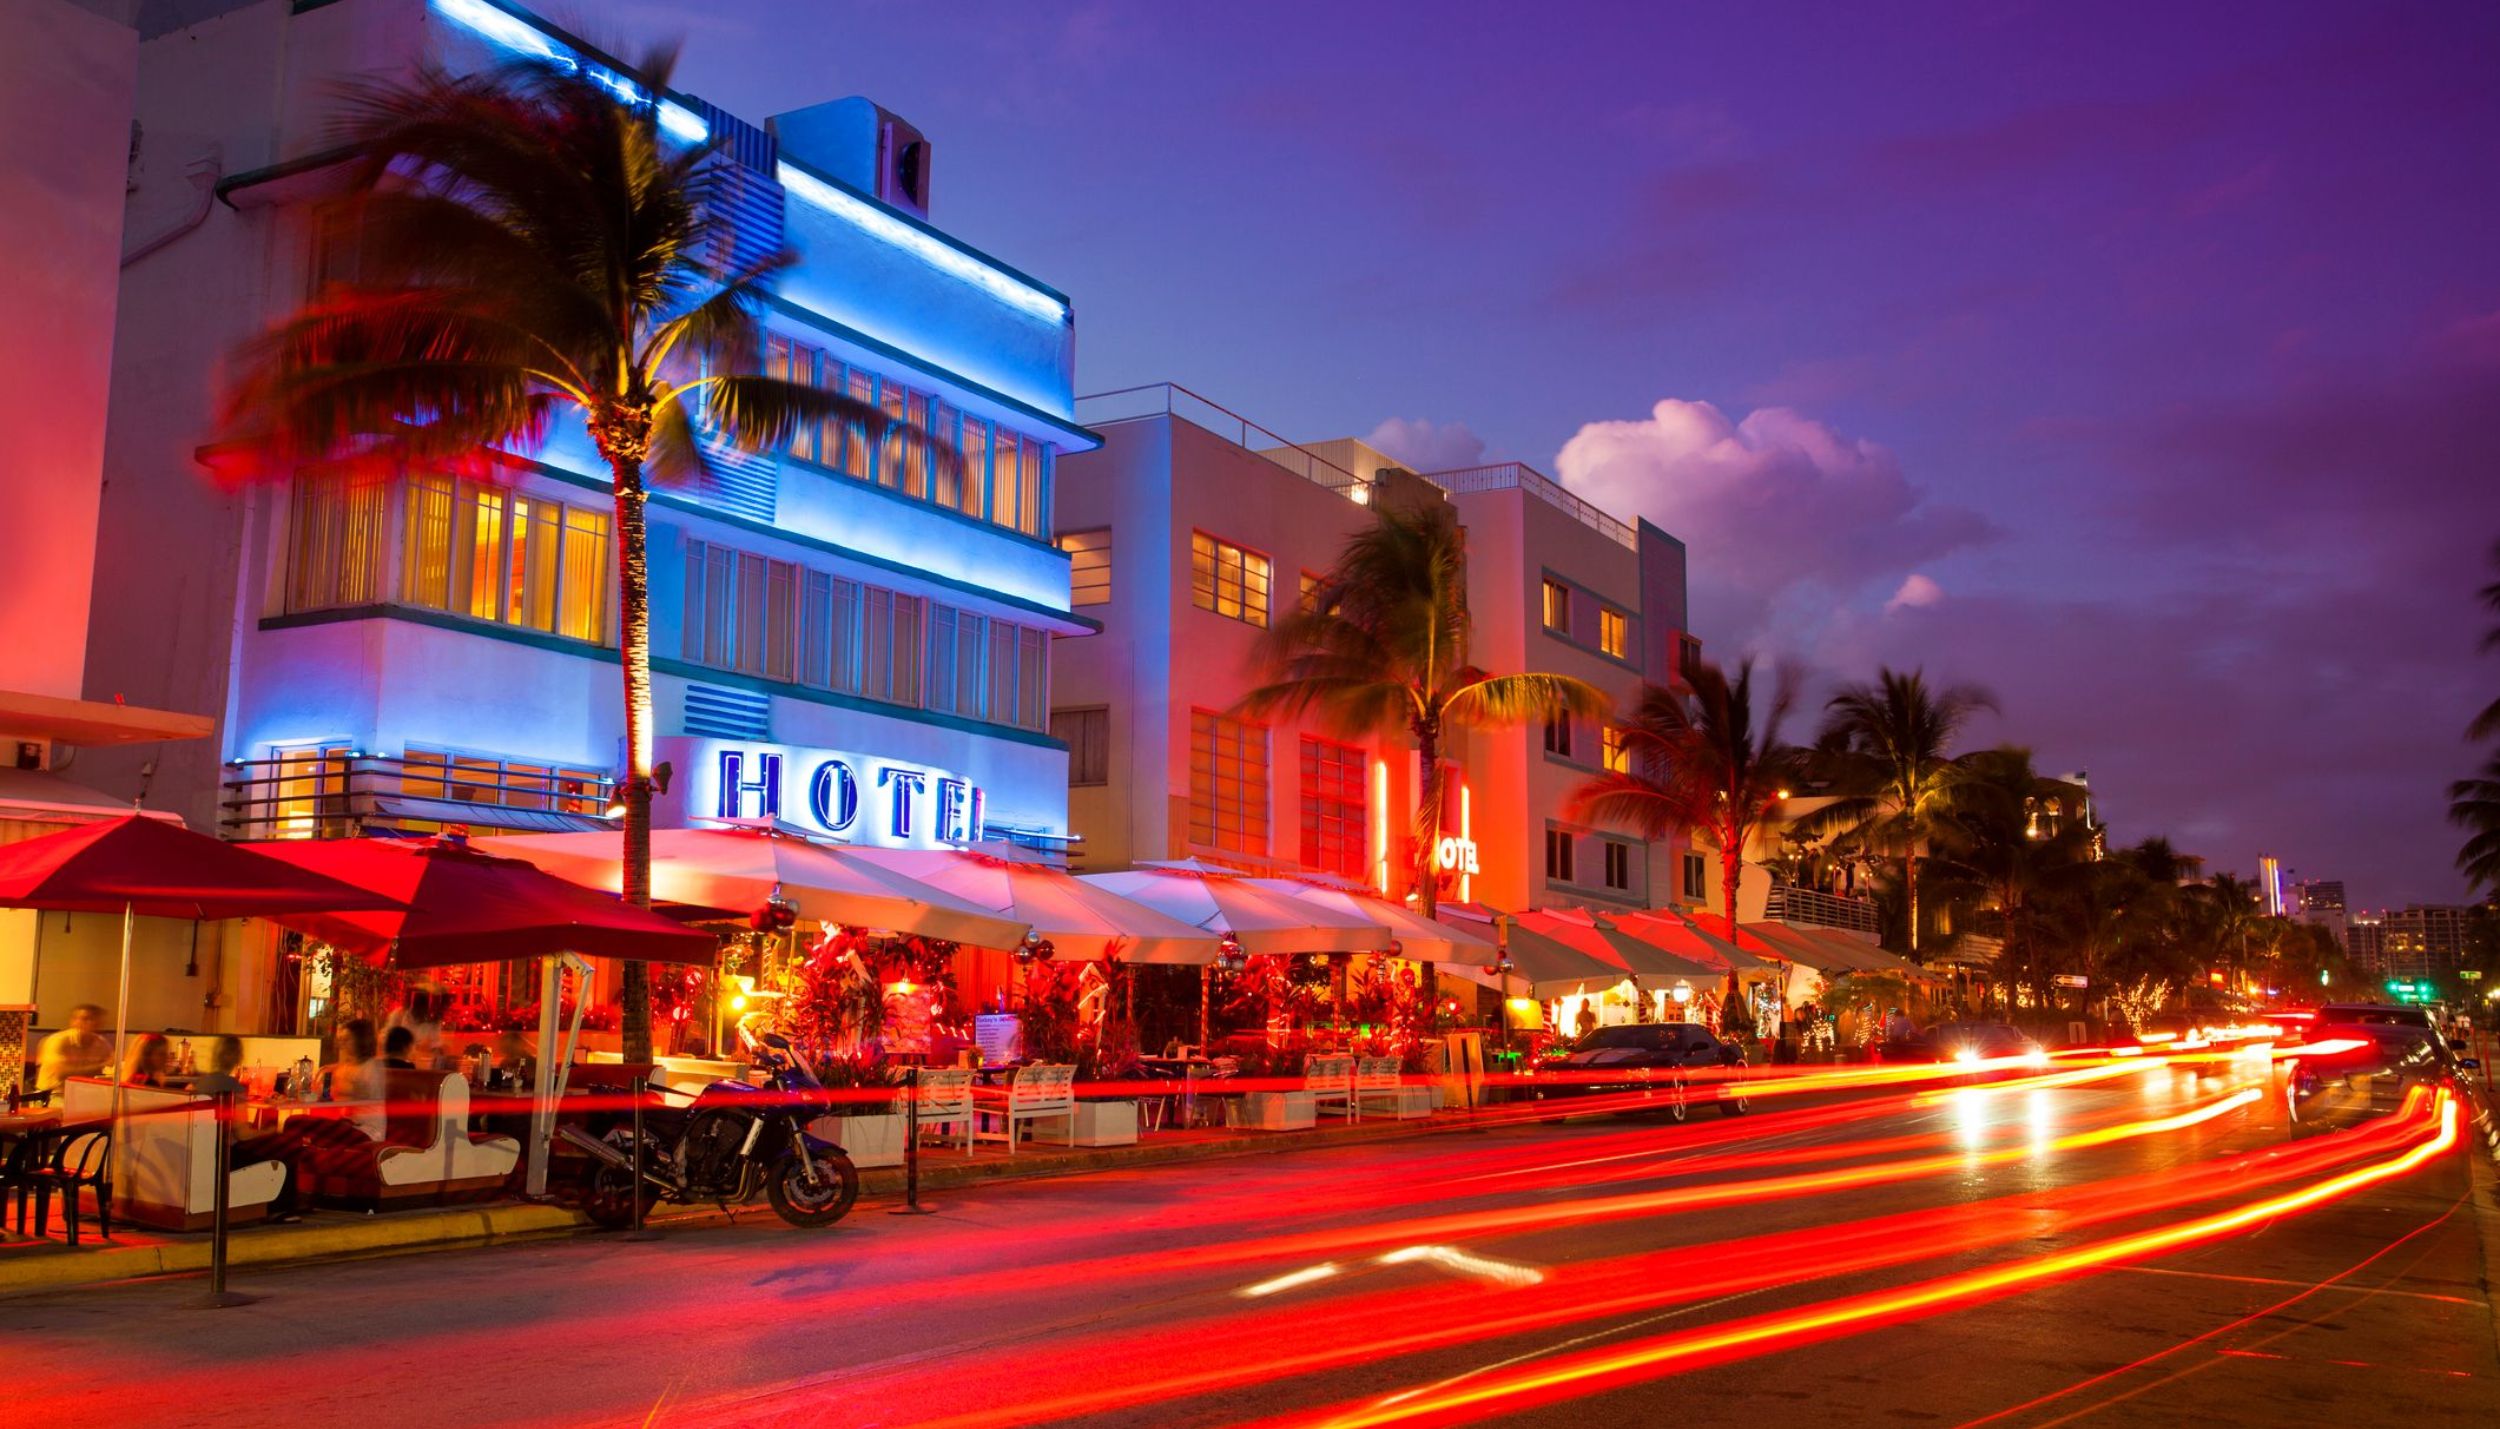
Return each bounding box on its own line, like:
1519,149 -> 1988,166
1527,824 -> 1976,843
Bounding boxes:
240,837 -> 719,967
0,814 -> 401,1105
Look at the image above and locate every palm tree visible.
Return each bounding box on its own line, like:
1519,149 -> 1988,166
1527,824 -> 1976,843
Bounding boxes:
2454,540 -> 2500,893
1243,503 -> 1605,919
222,52 -> 947,1060
2450,750 -> 2500,895
1569,659 -> 1805,940
1804,667 -> 1995,955
1922,747 -> 2095,1006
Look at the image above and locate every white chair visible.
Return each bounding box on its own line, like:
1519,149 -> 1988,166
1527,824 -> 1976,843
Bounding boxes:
973,1064 -> 1076,1152
914,1067 -> 976,1155
1356,1056 -> 1427,1119
1304,1054 -> 1356,1121
58,1078 -> 286,1231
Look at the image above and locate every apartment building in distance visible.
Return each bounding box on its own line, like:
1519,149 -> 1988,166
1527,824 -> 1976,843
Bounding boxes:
1049,388 -> 1696,919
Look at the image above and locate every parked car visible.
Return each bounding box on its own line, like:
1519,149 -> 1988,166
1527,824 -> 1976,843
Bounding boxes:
1882,1021 -> 2050,1071
2286,1019 -> 2457,1133
1532,1023 -> 1749,1121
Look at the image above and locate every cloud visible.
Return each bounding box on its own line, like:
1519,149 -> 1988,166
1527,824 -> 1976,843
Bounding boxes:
1552,399 -> 1994,646
1884,574 -> 1944,614
1364,417 -> 1487,473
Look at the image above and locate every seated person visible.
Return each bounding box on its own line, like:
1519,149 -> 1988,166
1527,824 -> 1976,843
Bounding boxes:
122,1031 -> 172,1088
322,1019 -> 381,1101
381,1026 -> 418,1071
36,1003 -> 114,1092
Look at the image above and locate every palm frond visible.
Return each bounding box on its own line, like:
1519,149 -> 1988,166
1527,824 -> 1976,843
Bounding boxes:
1445,671 -> 1609,727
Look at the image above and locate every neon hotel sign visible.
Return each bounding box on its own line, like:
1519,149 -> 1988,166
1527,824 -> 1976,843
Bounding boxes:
662,738 -> 985,848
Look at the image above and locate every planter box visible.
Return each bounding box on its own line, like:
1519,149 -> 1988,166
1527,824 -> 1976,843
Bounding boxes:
1228,1090 -> 1316,1132
810,1111 -> 906,1168
1072,1100 -> 1139,1147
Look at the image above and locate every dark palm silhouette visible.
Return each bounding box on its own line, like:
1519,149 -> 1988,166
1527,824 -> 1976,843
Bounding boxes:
1569,659 -> 1805,940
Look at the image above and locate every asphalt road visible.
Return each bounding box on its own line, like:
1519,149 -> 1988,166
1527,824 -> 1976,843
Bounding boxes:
4,1059 -> 2494,1427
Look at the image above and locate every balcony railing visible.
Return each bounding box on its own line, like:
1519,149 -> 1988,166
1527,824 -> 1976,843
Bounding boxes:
1075,383 -> 1369,501
220,754 -> 618,842
1764,884 -> 1881,935
1426,462 -> 1637,550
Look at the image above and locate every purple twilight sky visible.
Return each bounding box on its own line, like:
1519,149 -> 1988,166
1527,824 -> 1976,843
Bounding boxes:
597,0 -> 2500,908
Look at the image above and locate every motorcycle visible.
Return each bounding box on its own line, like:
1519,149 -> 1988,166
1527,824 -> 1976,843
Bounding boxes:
559,1030 -> 860,1230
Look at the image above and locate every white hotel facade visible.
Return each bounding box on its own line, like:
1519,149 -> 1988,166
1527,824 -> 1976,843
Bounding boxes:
76,0 -> 1092,865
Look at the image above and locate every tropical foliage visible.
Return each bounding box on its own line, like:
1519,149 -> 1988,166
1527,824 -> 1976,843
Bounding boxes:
1246,503 -> 1605,916
1568,658 -> 1807,939
221,51 -> 948,1059
1801,667 -> 1996,953
2451,539 -> 2500,894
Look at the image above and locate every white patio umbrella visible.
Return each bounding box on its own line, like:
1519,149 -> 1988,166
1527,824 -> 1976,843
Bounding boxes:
847,848 -> 1224,963
1087,863 -> 1388,954
1232,874 -> 1501,967
475,825 -> 1031,949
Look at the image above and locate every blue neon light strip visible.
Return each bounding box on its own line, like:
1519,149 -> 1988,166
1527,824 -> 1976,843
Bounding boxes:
431,0 -> 710,144
777,162 -> 1069,325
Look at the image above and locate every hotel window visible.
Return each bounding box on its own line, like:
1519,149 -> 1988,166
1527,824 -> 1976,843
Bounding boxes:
756,339 -> 1053,539
1602,724 -> 1629,773
842,367 -> 876,480
279,471 -> 389,613
1189,709 -> 1269,855
1682,853 -> 1708,901
421,475 -> 611,640
268,742 -> 352,838
878,381 -> 912,493
678,537 -> 1049,732
1603,841 -> 1633,892
1299,570 -> 1325,616
1057,529 -> 1111,606
1544,826 -> 1576,884
992,430 -> 1024,534
1298,736 -> 1367,880
1191,532 -> 1271,627
403,747 -> 605,815
1052,708 -> 1109,787
1542,578 -> 1570,635
1543,714 -> 1574,759
1599,607 -> 1628,659
957,416 -> 990,520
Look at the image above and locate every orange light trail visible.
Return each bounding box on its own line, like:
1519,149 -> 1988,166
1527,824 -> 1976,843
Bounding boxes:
1287,1089 -> 2459,1429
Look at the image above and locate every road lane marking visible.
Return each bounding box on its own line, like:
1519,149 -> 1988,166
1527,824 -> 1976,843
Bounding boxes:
2112,1262 -> 2480,1306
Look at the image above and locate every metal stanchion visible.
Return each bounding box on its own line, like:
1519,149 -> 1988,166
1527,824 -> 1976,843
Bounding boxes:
202,1089 -> 254,1308
890,1066 -> 931,1215
622,1074 -> 661,1241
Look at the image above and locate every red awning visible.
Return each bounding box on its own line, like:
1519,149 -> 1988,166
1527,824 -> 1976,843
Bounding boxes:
0,813 -> 397,920
243,836 -> 719,967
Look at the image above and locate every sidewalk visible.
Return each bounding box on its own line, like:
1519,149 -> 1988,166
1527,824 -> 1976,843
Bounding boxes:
0,1105 -> 1480,1299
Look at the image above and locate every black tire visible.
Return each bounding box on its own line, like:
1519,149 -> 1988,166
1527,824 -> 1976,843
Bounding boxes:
1720,1072 -> 1750,1116
766,1150 -> 859,1228
1666,1072 -> 1690,1124
582,1158 -> 652,1231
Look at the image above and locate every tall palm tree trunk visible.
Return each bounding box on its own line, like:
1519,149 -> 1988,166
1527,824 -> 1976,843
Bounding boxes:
1719,836 -> 1743,943
1411,717 -> 1443,921
1411,717 -> 1442,1030
1904,849 -> 1920,956
598,406 -> 658,1065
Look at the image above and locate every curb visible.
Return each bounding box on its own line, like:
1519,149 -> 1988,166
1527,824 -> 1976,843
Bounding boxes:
0,1109 -> 1481,1298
